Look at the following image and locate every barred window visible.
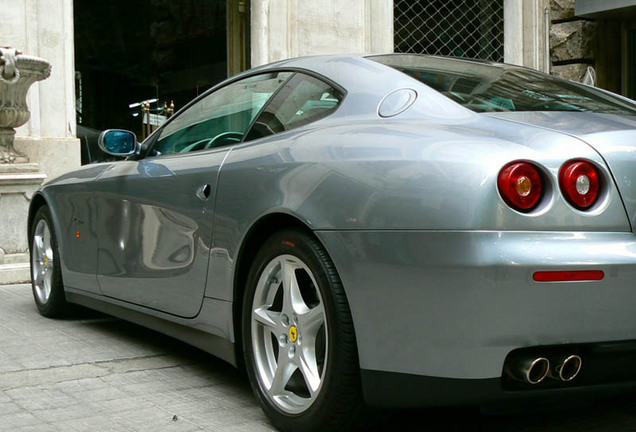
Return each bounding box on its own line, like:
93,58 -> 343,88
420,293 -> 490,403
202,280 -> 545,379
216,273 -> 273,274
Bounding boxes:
394,0 -> 504,62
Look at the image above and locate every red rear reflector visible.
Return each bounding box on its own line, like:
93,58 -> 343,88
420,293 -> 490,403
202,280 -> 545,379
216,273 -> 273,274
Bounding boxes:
533,270 -> 604,282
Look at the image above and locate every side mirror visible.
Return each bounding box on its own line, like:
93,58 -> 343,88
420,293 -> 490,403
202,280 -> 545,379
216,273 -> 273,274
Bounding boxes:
98,129 -> 138,157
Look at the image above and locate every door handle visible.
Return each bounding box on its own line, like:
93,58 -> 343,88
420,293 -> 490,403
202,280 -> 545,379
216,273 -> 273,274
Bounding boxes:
196,184 -> 211,200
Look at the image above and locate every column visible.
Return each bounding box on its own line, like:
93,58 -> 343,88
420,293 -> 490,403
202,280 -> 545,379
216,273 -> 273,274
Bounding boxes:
251,0 -> 394,67
504,0 -> 550,72
0,0 -> 80,283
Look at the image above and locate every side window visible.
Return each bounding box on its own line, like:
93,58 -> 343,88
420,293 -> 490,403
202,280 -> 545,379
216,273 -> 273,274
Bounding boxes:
246,73 -> 344,141
151,72 -> 292,156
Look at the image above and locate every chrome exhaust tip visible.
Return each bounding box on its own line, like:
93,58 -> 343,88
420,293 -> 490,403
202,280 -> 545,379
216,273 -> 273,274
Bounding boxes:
525,357 -> 550,384
506,357 -> 550,384
555,355 -> 582,382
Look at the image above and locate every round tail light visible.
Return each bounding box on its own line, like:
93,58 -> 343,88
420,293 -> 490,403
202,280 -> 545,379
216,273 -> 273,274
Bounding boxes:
498,162 -> 543,212
559,160 -> 600,210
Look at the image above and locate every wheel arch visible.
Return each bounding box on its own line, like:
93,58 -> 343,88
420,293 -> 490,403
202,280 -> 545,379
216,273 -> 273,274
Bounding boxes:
28,193 -> 50,238
27,192 -> 66,271
232,212 -> 316,366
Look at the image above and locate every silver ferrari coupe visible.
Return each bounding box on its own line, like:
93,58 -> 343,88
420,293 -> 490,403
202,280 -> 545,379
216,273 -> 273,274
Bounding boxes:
28,54 -> 636,431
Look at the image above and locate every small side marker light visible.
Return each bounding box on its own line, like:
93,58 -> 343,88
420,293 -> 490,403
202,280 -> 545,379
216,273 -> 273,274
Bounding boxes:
282,241 -> 295,247
76,230 -> 81,239
533,270 -> 604,282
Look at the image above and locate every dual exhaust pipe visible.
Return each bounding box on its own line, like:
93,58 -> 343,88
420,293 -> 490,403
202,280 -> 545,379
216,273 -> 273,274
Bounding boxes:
507,354 -> 582,385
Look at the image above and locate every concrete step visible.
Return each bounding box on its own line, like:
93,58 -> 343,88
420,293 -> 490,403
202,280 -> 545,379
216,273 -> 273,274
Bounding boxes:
0,262 -> 30,285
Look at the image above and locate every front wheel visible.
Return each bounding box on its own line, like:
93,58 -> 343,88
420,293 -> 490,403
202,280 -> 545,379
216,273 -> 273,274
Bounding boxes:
243,229 -> 364,432
29,206 -> 69,317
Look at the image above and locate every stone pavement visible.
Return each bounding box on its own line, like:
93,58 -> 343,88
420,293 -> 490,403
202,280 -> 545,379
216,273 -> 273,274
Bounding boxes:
0,284 -> 274,432
3,283 -> 636,432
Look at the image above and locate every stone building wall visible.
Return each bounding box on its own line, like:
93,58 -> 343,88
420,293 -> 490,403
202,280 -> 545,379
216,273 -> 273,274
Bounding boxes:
251,0 -> 393,67
549,0 -> 597,82
0,0 -> 80,283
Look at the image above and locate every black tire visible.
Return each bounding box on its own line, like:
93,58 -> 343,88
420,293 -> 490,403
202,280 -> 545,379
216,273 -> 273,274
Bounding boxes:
29,206 -> 69,317
242,229 -> 365,432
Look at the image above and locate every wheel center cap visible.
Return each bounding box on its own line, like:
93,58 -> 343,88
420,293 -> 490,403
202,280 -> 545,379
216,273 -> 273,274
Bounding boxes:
289,325 -> 298,343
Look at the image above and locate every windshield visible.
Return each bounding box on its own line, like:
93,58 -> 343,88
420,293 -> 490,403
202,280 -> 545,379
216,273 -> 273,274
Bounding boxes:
370,54 -> 636,115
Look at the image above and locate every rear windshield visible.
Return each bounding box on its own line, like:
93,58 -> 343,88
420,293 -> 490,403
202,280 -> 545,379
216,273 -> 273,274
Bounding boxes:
370,54 -> 636,115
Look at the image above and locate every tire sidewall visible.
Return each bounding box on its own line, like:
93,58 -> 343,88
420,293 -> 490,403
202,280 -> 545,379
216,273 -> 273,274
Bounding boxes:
242,229 -> 356,432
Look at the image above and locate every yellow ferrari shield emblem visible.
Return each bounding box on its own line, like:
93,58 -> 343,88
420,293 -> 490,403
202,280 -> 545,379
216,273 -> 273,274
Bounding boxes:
289,325 -> 298,343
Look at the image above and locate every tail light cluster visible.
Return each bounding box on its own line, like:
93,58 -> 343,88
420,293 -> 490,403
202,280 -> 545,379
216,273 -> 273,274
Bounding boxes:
498,160 -> 601,213
559,160 -> 600,210
497,162 -> 543,212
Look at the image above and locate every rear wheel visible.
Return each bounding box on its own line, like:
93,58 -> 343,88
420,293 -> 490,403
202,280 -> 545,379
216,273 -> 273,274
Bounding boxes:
243,229 -> 364,432
30,206 -> 68,317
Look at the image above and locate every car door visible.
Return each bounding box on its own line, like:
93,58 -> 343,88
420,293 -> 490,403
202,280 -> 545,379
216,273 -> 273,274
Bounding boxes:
92,71 -> 292,317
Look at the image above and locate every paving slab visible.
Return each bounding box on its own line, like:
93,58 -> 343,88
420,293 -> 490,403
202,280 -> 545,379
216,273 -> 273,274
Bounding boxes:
3,283 -> 636,431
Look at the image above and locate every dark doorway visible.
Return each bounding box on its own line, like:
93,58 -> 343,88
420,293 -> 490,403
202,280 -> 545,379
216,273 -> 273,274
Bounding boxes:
74,0 -> 230,140
627,27 -> 636,99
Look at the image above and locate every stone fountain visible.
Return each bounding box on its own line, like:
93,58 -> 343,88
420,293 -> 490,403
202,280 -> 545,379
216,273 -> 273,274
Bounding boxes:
0,47 -> 50,283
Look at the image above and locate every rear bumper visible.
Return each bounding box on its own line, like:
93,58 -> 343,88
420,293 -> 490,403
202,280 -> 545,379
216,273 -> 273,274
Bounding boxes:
316,230 -> 636,406
360,367 -> 636,408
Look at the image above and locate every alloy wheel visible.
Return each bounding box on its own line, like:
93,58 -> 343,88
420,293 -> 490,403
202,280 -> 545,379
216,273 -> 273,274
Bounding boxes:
31,219 -> 54,304
250,254 -> 328,414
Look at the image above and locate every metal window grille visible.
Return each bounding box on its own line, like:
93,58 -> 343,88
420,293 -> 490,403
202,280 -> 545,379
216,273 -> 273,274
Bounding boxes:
394,0 -> 504,62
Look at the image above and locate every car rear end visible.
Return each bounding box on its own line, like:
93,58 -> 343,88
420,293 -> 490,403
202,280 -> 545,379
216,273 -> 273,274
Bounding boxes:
321,55 -> 636,407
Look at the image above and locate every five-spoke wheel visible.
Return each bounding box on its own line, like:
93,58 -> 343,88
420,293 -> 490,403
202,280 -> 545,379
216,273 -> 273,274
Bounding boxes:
29,206 -> 68,317
251,254 -> 328,414
32,217 -> 54,304
243,229 -> 364,432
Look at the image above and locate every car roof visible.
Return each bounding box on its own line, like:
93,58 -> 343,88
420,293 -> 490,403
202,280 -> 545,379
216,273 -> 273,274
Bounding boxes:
241,53 -> 516,97
254,53 -> 503,70
232,53 -> 479,119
